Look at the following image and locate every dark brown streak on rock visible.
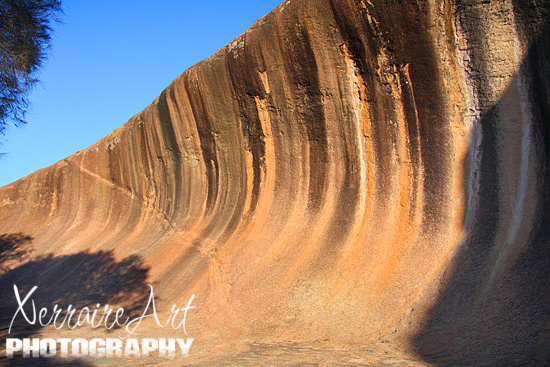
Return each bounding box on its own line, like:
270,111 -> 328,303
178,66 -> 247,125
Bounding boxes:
398,67 -> 422,226
328,0 -> 395,213
135,113 -> 155,201
279,2 -> 328,212
183,71 -> 220,217
379,0 -> 451,229
328,0 -> 382,75
317,143 -> 359,266
226,32 -> 267,223
157,89 -> 183,223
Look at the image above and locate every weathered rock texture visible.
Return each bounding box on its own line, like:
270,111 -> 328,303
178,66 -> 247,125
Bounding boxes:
1,0 -> 549,365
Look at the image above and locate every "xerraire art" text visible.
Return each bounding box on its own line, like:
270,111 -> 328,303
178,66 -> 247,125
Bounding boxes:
9,284 -> 195,337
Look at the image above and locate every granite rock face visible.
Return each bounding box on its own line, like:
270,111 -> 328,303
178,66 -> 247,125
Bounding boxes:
1,0 -> 549,364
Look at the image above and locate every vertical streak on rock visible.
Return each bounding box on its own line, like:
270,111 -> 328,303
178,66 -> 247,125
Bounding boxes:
253,96 -> 276,225
156,90 -> 183,224
338,42 -> 375,251
488,6 -> 534,284
399,65 -> 424,230
183,69 -> 219,217
279,2 -> 328,213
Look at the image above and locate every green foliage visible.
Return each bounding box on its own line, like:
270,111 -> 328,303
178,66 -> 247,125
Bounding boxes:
0,0 -> 62,135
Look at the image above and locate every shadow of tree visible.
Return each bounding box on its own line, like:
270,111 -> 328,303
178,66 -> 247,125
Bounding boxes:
0,233 -> 34,274
413,2 -> 550,366
0,356 -> 93,367
0,233 -> 151,366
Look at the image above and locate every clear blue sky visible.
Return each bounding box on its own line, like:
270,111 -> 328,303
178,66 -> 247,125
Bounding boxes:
0,0 -> 282,188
